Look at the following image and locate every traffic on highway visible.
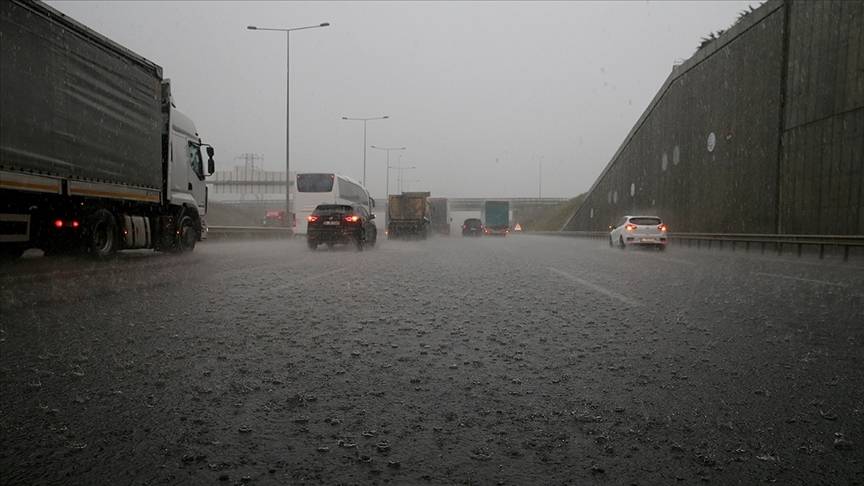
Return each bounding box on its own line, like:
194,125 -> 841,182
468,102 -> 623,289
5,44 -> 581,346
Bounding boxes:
1,1 -> 862,485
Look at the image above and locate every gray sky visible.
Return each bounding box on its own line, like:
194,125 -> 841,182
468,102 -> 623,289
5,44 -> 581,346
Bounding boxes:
50,1 -> 759,198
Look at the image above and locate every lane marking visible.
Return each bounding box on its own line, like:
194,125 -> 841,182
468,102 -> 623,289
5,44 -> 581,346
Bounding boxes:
752,271 -> 848,288
548,267 -> 642,307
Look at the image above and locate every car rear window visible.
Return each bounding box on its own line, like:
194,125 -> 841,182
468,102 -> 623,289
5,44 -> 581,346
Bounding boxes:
314,204 -> 352,214
629,217 -> 662,225
465,219 -> 481,226
297,173 -> 334,192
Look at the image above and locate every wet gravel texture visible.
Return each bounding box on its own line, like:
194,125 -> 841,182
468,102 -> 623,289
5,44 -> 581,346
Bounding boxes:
1,236 -> 863,485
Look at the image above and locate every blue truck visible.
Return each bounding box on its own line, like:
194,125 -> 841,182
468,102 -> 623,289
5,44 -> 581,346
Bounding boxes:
482,200 -> 510,236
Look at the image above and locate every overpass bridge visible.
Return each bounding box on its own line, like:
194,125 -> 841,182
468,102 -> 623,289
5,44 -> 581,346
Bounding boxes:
206,189 -> 568,228
206,167 -> 568,212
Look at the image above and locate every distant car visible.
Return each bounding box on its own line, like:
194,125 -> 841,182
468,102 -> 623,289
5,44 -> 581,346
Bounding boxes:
462,218 -> 483,237
307,204 -> 377,250
609,215 -> 668,250
262,210 -> 286,226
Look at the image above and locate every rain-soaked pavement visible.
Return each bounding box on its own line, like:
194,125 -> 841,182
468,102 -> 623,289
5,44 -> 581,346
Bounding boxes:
1,235 -> 862,485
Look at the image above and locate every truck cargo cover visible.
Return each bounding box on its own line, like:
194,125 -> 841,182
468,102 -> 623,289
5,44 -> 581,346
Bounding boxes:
388,193 -> 430,221
0,0 -> 164,189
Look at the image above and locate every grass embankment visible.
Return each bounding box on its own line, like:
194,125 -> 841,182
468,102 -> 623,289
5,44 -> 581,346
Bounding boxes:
519,193 -> 586,232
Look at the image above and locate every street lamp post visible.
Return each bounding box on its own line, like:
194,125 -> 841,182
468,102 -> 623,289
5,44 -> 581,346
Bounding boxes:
247,22 -> 330,224
370,145 -> 406,197
538,156 -> 543,199
342,116 -> 388,186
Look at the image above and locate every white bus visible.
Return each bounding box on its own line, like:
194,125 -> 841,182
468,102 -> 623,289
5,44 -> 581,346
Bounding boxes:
293,173 -> 375,235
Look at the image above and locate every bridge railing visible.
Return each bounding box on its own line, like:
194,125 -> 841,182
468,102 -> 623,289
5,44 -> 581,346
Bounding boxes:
530,231 -> 864,261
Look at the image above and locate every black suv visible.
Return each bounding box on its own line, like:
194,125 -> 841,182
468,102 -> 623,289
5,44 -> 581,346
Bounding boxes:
462,218 -> 483,237
306,204 -> 377,250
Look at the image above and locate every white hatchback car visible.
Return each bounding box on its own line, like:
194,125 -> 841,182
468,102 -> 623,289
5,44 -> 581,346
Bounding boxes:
609,215 -> 668,250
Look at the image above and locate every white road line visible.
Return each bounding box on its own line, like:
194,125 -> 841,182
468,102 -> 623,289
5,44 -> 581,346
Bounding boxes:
548,267 -> 642,307
752,271 -> 848,288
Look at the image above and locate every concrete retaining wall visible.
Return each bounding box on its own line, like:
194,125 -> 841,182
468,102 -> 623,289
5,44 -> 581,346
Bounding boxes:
564,0 -> 863,235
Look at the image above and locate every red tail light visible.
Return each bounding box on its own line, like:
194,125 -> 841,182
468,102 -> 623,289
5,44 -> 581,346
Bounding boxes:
307,215 -> 319,223
658,224 -> 668,232
344,215 -> 360,223
625,223 -> 637,231
54,219 -> 63,228
71,220 -> 80,228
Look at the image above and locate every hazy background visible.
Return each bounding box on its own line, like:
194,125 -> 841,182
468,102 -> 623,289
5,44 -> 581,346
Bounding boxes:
49,1 -> 759,199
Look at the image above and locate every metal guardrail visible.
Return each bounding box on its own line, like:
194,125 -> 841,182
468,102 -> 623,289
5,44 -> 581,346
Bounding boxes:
529,231 -> 864,261
205,225 -> 293,238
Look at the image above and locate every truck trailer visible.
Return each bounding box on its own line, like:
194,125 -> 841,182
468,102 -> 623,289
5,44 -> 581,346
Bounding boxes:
0,0 -> 215,259
482,200 -> 510,236
429,198 -> 450,236
387,192 -> 430,239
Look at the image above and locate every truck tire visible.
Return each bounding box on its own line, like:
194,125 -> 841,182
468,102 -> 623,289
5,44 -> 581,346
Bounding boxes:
84,209 -> 120,257
175,214 -> 197,252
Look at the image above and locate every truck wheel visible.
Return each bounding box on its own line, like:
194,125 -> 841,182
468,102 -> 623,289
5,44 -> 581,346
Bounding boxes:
175,215 -> 197,252
85,209 -> 119,257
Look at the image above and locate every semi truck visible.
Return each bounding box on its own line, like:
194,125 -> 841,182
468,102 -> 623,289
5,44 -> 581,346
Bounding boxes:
429,198 -> 450,236
482,200 -> 511,236
0,0 -> 215,259
387,192 -> 430,239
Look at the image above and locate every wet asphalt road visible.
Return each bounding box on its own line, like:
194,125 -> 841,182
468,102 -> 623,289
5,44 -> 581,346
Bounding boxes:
1,235 -> 863,485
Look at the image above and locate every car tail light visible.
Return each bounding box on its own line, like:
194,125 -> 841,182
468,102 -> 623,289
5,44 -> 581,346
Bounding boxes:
625,223 -> 637,231
54,219 -> 63,228
71,220 -> 80,228
307,215 -> 319,223
344,215 -> 360,223
658,224 -> 668,232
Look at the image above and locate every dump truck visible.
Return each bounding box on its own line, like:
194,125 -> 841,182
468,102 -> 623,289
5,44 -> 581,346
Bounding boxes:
0,0 -> 215,258
482,200 -> 510,236
429,198 -> 450,236
387,192 -> 430,239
